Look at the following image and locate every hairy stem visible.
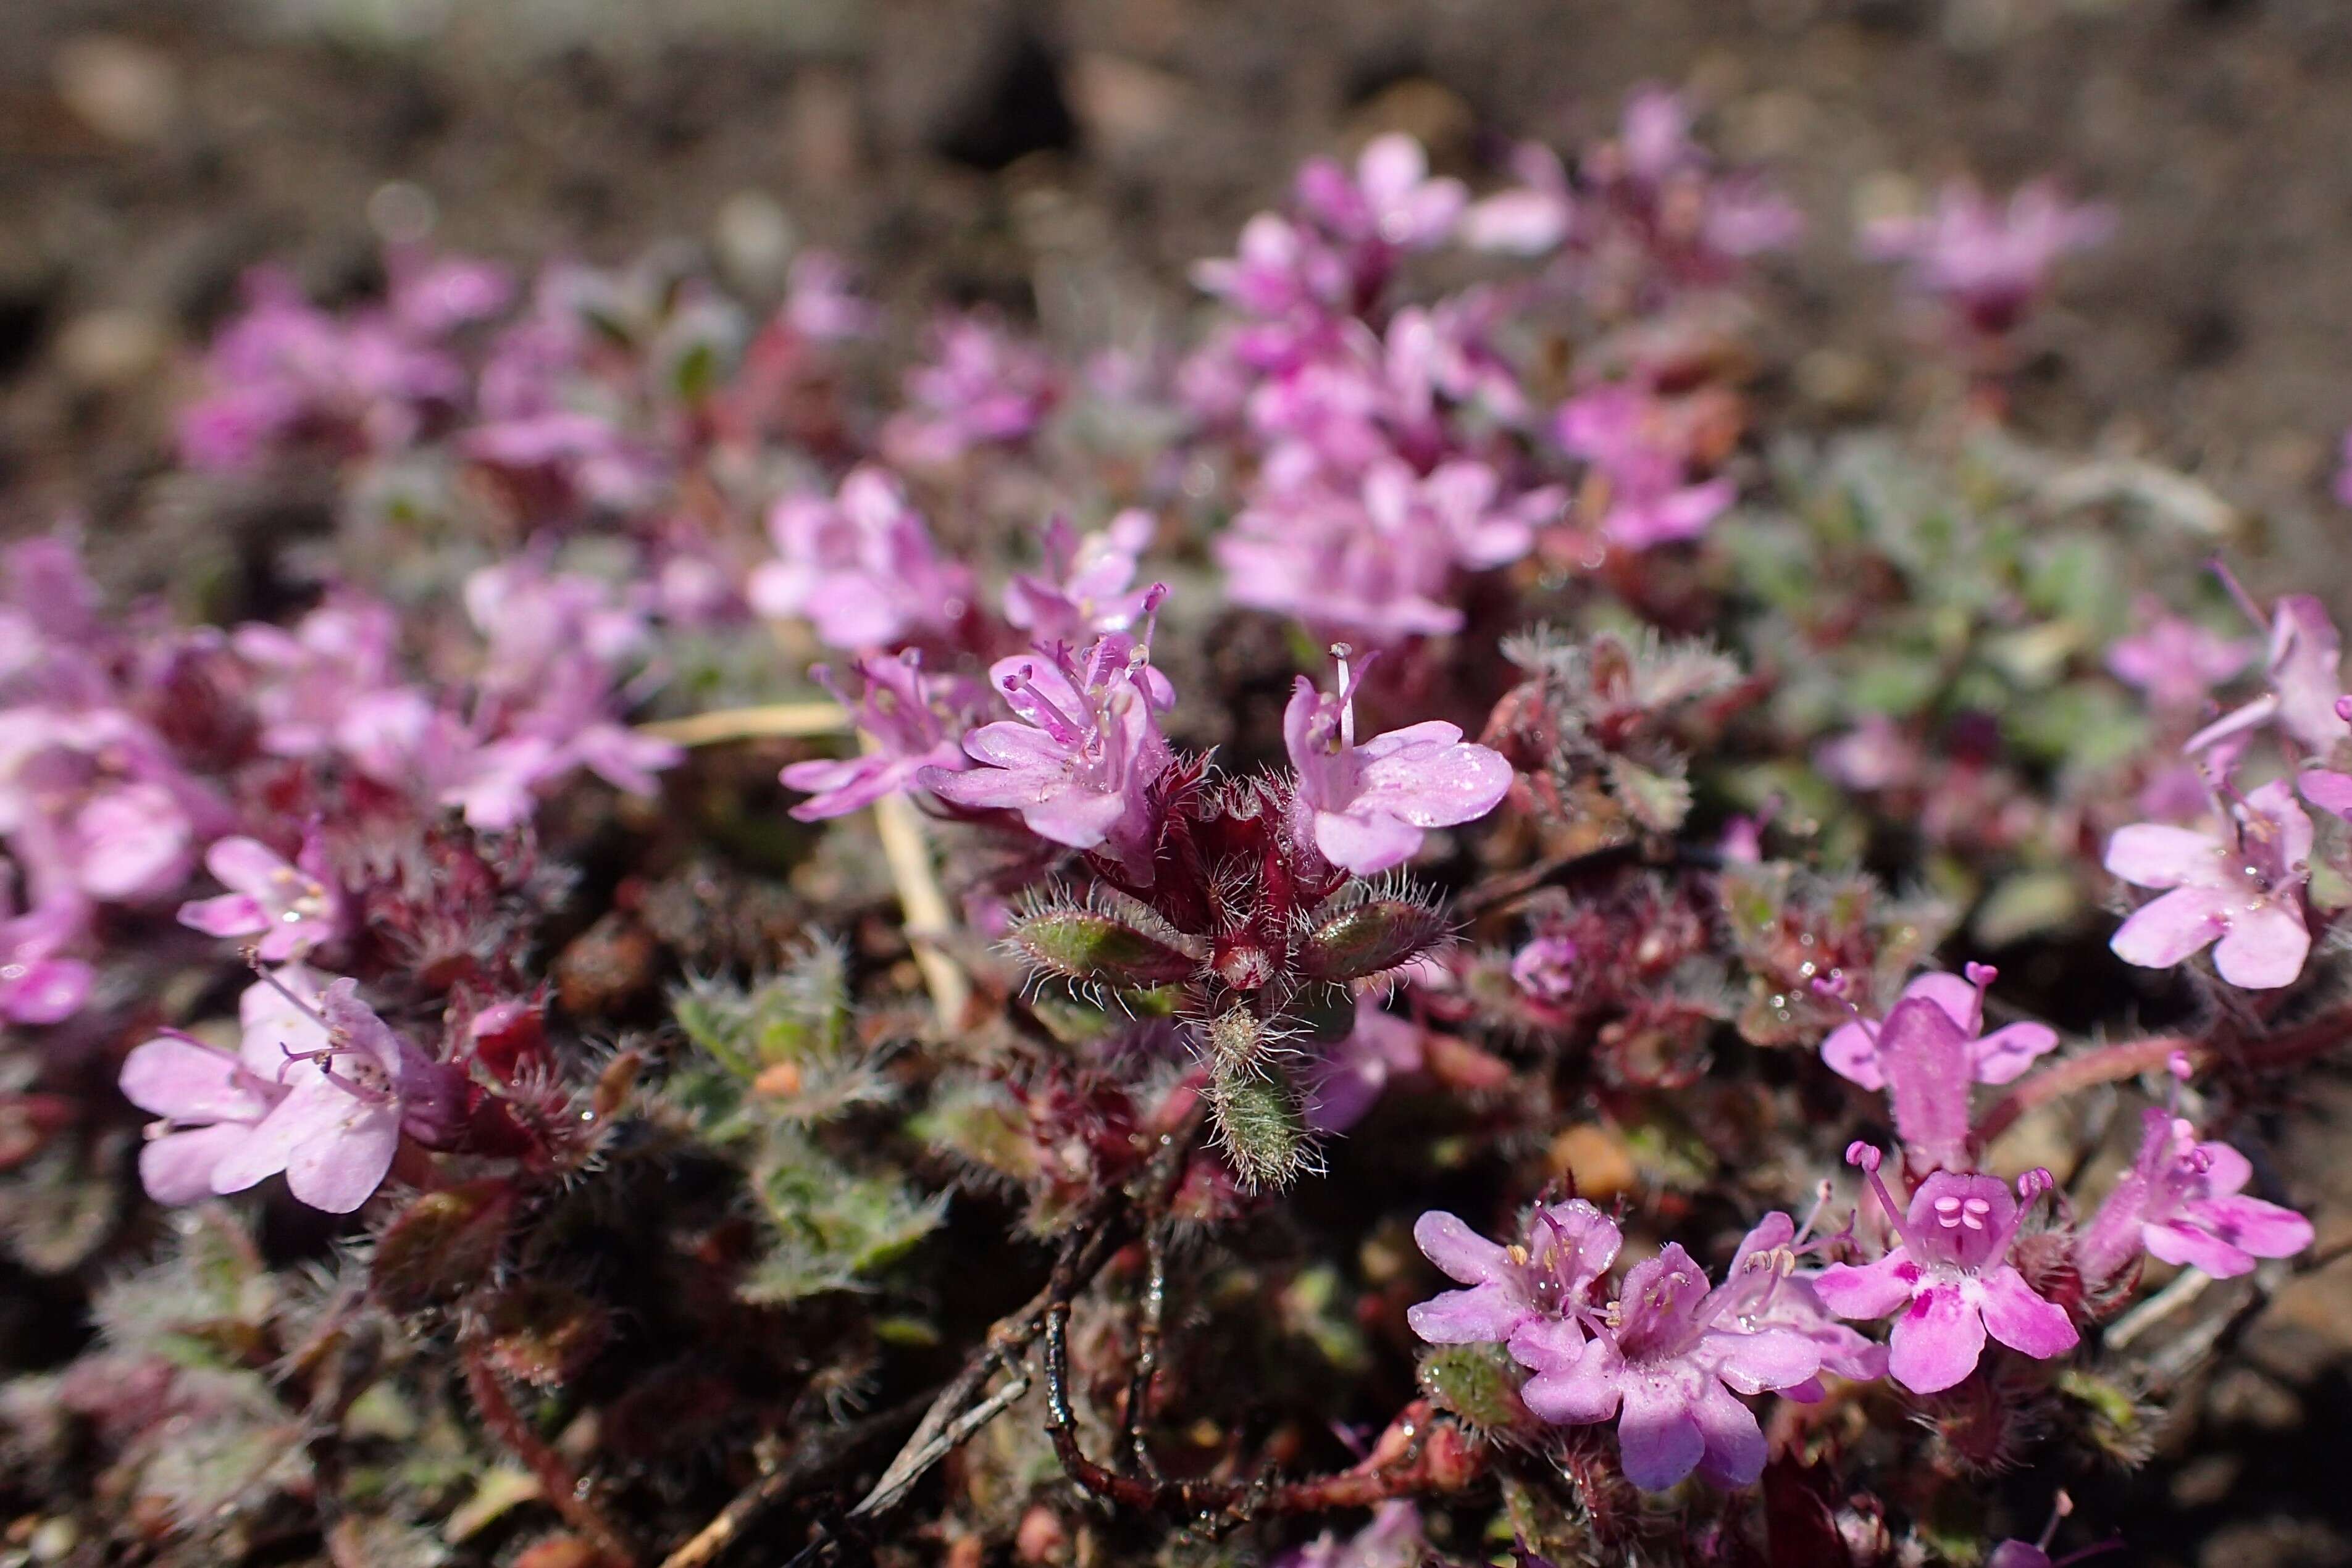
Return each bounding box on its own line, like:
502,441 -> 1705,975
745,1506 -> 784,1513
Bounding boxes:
462,1343 -> 638,1567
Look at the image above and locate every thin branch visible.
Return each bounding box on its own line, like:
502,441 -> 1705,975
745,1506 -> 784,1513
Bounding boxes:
636,703 -> 848,747
1121,1222 -> 1170,1480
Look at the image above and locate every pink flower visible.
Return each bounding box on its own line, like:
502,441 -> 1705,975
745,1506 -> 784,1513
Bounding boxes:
1708,1211 -> 1889,1396
1002,511 -> 1159,649
1295,134 -> 1467,252
1284,1501 -> 1425,1568
1815,968 -> 2060,1090
120,969 -> 461,1213
1285,649 -> 1513,875
1815,1145 -> 2078,1395
1463,142 -> 1573,256
1512,1241 -> 1824,1490
2185,592 -> 2346,759
921,633 -> 1174,878
1814,715 -> 1920,793
232,596 -> 414,761
882,316 -> 1058,465
2105,601 -> 2254,715
1510,934 -> 1580,1003
1819,966 -> 2058,1140
2103,779 -> 2311,990
784,251 -> 877,343
2075,1107 -> 2314,1289
1191,213 -> 1349,317
748,466 -> 975,651
1554,384 -> 1735,550
1406,1198 -> 1623,1351
176,833 -> 342,961
1862,179 -> 2112,335
782,653 -> 986,821
1302,996 -> 1424,1133
0,880 -> 92,1025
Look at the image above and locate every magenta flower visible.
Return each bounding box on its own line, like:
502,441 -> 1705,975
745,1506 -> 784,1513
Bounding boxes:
233,596 -> 415,761
1861,179 -> 2113,335
782,653 -> 986,822
1302,996 -> 1424,1133
1709,1211 -> 1889,1396
2075,1107 -> 2314,1289
1821,965 -> 2057,1093
784,251 -> 878,343
1216,480 -> 1467,643
1405,1198 -> 1623,1353
122,969 -> 460,1214
1512,1241 -> 1824,1491
1285,650 -> 1512,876
1815,1145 -> 2078,1395
0,880 -> 92,1025
748,466 -> 975,651
921,633 -> 1174,878
2185,592 -> 2346,759
176,833 -> 342,961
1002,511 -> 1160,649
1554,384 -> 1735,550
1510,934 -> 1580,1003
2104,601 -> 2254,715
1191,213 -> 1350,318
882,315 -> 1058,465
1284,1501 -> 1425,1568
2103,778 -> 2311,990
1295,133 -> 1467,252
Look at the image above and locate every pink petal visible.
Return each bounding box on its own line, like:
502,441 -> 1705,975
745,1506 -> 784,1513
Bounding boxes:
1404,1282 -> 1525,1346
1813,1253 -> 1919,1320
1971,1266 -> 2078,1360
1521,1335 -> 1625,1426
1885,1281 -> 1986,1394
2109,886 -> 2230,970
1355,733 -> 1513,828
283,1103 -> 401,1213
1902,971 -> 1980,1028
1313,807 -> 1425,876
1970,1022 -> 2059,1085
1707,1327 -> 1821,1396
1505,1314 -> 1585,1374
1819,1020 -> 1885,1089
2300,769 -> 2352,820
120,1036 -> 274,1123
1689,1377 -> 1768,1489
2103,824 -> 2225,890
1411,1210 -> 1510,1286
203,835 -> 291,895
140,1124 -> 253,1205
2143,1217 -> 2253,1278
2210,899 -> 2310,990
177,892 -> 267,938
2180,1195 -> 2313,1266
1615,1374 -> 1706,1491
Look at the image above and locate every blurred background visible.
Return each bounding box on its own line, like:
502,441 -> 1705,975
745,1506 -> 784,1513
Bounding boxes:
7,0 -> 2352,536
7,2 -> 2352,1561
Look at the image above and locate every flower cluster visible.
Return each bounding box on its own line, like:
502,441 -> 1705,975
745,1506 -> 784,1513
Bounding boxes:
0,80 -> 2329,1568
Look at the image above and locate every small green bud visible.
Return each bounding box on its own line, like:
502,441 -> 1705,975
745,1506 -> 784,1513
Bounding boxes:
1297,893 -> 1447,984
1008,890 -> 1205,988
1208,1061 -> 1309,1190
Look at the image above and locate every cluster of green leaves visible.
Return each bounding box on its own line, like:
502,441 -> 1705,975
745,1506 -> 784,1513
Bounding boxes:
664,940 -> 946,1303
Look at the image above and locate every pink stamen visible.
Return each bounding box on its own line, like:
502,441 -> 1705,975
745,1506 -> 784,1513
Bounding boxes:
2209,557 -> 2267,633
1846,1141 -> 1920,1253
1963,961 -> 1997,1034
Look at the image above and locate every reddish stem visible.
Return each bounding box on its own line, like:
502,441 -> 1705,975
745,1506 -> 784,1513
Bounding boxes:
462,1343 -> 638,1567
1973,1003 -> 2352,1147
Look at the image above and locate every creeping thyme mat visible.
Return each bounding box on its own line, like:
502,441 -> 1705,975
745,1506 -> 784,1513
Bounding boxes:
0,91 -> 2332,1568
